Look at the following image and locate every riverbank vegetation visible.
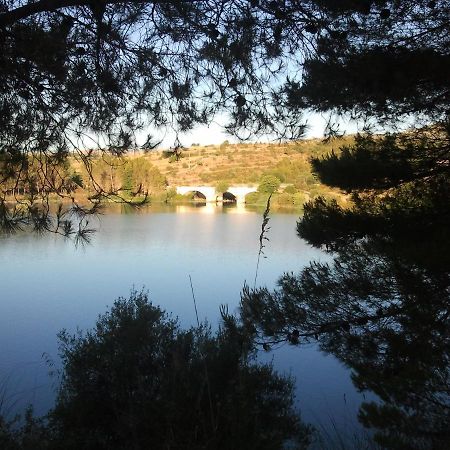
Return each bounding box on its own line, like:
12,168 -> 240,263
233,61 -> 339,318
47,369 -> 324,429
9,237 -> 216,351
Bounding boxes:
2,137 -> 352,211
0,291 -> 312,450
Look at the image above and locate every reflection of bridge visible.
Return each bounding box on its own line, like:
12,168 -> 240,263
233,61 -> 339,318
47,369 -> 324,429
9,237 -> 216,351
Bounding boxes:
176,185 -> 257,204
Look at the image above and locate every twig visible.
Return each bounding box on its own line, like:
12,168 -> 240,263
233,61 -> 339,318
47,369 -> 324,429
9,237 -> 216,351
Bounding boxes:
188,275 -> 216,434
189,274 -> 200,328
254,193 -> 272,288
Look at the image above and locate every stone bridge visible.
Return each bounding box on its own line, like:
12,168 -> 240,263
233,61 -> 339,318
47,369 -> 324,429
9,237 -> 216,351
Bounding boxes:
176,185 -> 257,204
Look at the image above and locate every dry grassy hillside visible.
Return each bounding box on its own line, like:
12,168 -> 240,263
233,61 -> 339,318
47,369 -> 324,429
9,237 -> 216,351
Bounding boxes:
144,137 -> 353,187
66,137 -> 353,207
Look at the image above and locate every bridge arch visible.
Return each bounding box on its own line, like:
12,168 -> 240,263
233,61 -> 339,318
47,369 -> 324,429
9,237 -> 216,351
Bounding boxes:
184,190 -> 206,201
176,185 -> 257,203
176,186 -> 216,202
227,186 -> 258,204
222,191 -> 237,202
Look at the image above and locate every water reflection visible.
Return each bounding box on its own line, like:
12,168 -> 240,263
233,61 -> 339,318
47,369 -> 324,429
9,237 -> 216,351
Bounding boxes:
1,204 -> 360,433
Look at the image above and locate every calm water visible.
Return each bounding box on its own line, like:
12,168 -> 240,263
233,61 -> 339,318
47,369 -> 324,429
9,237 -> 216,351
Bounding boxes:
0,204 -> 370,437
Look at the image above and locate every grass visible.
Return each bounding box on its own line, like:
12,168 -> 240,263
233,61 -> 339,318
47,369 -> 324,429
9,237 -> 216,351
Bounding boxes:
145,137 -> 353,187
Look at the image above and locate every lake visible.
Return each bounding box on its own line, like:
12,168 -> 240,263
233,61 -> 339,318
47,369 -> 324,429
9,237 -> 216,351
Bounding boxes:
0,203 -> 371,442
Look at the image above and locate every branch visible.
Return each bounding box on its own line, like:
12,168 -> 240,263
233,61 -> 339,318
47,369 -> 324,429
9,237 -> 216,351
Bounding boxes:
0,0 -> 157,27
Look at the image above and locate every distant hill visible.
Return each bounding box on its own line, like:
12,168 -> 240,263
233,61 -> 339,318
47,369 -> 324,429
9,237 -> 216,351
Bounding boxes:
146,138 -> 353,187
68,137 -> 354,207
140,137 -> 353,206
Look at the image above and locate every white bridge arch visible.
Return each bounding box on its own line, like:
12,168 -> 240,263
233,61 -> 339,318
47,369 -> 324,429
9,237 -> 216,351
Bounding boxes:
176,185 -> 257,204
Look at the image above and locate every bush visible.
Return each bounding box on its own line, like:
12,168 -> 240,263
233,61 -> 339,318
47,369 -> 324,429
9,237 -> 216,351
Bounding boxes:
245,191 -> 261,205
219,140 -> 230,152
293,192 -> 309,206
245,191 -> 271,205
275,192 -> 295,206
44,291 -> 312,450
215,180 -> 230,193
165,187 -> 177,201
258,175 -> 281,194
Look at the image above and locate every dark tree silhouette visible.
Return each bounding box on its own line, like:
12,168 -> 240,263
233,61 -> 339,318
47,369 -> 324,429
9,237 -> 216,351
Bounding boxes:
238,1 -> 449,447
0,0 -> 317,238
2,0 -> 448,238
0,291 -> 312,450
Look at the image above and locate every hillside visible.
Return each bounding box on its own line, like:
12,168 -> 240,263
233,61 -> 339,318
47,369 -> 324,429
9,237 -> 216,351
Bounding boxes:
5,137 -> 353,208
136,137 -> 353,206
146,138 -> 353,187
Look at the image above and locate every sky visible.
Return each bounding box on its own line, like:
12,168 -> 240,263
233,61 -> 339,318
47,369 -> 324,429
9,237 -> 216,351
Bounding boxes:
153,111 -> 360,150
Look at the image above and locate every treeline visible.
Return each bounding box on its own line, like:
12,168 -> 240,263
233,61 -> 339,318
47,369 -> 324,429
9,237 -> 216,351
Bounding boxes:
77,155 -> 167,199
1,142 -> 350,207
0,157 -> 82,198
0,154 -> 168,202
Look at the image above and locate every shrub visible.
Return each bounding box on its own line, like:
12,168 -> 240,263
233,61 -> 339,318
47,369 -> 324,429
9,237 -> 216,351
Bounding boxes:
258,175 -> 281,194
215,180 -> 230,193
275,192 -> 295,206
47,291 -> 311,449
245,191 -> 260,205
165,187 -> 177,201
293,192 -> 309,206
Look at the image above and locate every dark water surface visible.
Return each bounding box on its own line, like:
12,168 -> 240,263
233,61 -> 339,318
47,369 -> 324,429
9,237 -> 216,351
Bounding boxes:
0,204 -> 370,437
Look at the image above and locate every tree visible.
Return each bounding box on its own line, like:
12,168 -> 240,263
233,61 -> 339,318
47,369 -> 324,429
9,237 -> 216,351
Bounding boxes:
0,291 -> 311,450
240,239 -> 450,449
0,0 -> 321,238
119,157 -> 166,197
258,174 -> 281,194
237,1 -> 450,447
282,0 -> 450,126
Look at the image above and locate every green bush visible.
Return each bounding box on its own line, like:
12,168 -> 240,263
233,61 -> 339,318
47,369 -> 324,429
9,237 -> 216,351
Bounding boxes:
165,187 -> 177,201
245,191 -> 261,205
46,291 -> 311,449
215,180 -> 230,193
258,175 -> 281,194
275,192 -> 295,206
293,192 -> 309,206
245,191 -> 271,205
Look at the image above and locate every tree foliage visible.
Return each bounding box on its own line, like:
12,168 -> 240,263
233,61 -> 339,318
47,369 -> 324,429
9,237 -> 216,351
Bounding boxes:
1,291 -> 312,449
238,0 -> 450,447
283,0 -> 450,124
2,0 -> 448,237
258,174 -> 281,194
240,240 -> 450,449
0,0 -> 319,237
